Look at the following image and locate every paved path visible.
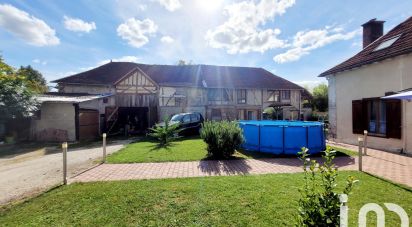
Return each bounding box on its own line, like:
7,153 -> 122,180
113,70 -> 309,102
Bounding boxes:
72,143 -> 412,188
329,141 -> 412,187
0,140 -> 131,205
71,157 -> 356,182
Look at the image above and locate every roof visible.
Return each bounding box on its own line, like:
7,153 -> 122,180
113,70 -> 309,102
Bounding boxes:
53,62 -> 303,90
319,16 -> 412,77
36,92 -> 112,103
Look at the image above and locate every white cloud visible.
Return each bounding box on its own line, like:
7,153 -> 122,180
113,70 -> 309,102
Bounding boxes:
157,0 -> 182,11
63,16 -> 96,33
160,35 -> 174,43
274,27 -> 360,63
0,4 -> 59,46
205,0 -> 295,54
138,4 -> 147,11
32,59 -> 47,65
117,18 -> 158,48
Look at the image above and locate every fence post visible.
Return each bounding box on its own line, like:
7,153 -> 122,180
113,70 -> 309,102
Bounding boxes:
102,133 -> 107,163
363,130 -> 368,155
339,194 -> 348,227
358,137 -> 363,172
62,142 -> 68,185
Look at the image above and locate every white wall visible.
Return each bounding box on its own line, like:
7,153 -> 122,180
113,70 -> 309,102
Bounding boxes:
31,103 -> 76,141
330,53 -> 412,154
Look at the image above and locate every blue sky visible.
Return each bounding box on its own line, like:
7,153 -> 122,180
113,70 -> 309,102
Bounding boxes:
0,0 -> 411,88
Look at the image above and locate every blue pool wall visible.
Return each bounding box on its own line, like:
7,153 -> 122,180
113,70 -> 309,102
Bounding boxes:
238,120 -> 326,155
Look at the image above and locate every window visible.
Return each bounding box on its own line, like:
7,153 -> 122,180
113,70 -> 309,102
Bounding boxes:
373,34 -> 401,51
208,88 -> 232,103
182,115 -> 191,123
190,113 -> 200,122
223,89 -> 232,101
247,110 -> 257,120
237,89 -> 247,104
367,100 -> 386,135
267,90 -> 280,102
352,98 -> 401,138
281,90 -> 291,100
208,88 -> 222,101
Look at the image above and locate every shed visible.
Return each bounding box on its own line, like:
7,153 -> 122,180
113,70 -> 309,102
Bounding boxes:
31,93 -> 113,142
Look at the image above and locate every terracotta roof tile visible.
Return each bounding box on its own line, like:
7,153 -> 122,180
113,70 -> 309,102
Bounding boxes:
53,63 -> 303,90
319,16 -> 412,77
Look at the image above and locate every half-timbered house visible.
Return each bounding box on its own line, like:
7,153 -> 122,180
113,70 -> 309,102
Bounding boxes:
31,62 -> 306,141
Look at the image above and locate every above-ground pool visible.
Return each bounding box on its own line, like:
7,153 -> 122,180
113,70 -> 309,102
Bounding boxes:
238,120 -> 326,155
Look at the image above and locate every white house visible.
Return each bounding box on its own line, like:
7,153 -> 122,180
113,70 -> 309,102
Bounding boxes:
320,17 -> 412,154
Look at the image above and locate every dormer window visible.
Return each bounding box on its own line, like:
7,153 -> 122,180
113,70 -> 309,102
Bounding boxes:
373,34 -> 401,51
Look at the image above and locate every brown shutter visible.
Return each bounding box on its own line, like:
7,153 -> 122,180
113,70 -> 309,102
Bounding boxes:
386,99 -> 401,139
352,100 -> 364,134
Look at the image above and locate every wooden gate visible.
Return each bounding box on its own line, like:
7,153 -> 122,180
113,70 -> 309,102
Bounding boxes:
79,109 -> 99,140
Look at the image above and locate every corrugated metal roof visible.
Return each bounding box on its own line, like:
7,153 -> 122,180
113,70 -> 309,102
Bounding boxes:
36,93 -> 112,103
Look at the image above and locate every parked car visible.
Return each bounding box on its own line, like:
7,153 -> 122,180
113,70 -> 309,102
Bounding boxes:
164,112 -> 204,136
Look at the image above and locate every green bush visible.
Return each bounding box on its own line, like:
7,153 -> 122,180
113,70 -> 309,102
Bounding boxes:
297,147 -> 357,226
148,118 -> 181,146
200,121 -> 244,158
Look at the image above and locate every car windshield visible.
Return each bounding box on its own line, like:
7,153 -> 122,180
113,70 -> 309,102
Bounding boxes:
170,114 -> 184,122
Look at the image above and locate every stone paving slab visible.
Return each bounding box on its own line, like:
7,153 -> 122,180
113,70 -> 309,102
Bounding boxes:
71,157 -> 356,183
329,141 -> 412,187
71,141 -> 412,188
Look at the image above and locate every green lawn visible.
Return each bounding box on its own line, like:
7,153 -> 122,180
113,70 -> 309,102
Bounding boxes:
107,136 -> 356,163
107,137 -> 210,163
0,171 -> 410,226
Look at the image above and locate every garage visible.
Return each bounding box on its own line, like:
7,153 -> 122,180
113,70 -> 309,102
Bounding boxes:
105,107 -> 152,135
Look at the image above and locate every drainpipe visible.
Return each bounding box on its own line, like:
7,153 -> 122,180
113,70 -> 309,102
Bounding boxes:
400,56 -> 407,153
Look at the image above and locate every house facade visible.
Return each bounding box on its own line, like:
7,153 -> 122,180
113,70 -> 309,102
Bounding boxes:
320,17 -> 412,154
35,63 -> 306,141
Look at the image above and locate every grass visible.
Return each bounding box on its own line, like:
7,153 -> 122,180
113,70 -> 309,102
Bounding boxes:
0,171 -> 411,226
329,146 -> 358,156
107,137 -> 209,163
107,136 -> 356,163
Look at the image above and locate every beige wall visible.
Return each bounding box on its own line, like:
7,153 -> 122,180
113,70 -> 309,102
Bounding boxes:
30,103 -> 76,142
60,84 -> 115,94
328,53 -> 412,154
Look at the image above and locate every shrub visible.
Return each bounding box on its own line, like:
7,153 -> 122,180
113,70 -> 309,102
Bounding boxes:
200,121 -> 244,158
297,146 -> 357,227
148,117 -> 181,146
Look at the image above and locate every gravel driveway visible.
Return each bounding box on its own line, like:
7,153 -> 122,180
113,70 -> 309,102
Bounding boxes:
0,139 -> 131,205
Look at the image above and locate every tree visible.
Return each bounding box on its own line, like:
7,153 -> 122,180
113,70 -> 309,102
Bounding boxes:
176,59 -> 193,65
17,65 -> 48,93
0,57 -> 39,121
312,84 -> 328,112
264,107 -> 282,120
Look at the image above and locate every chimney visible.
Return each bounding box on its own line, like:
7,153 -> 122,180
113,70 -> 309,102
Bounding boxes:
362,18 -> 385,48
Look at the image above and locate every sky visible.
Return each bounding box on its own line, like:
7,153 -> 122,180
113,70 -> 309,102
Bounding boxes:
0,0 -> 411,89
